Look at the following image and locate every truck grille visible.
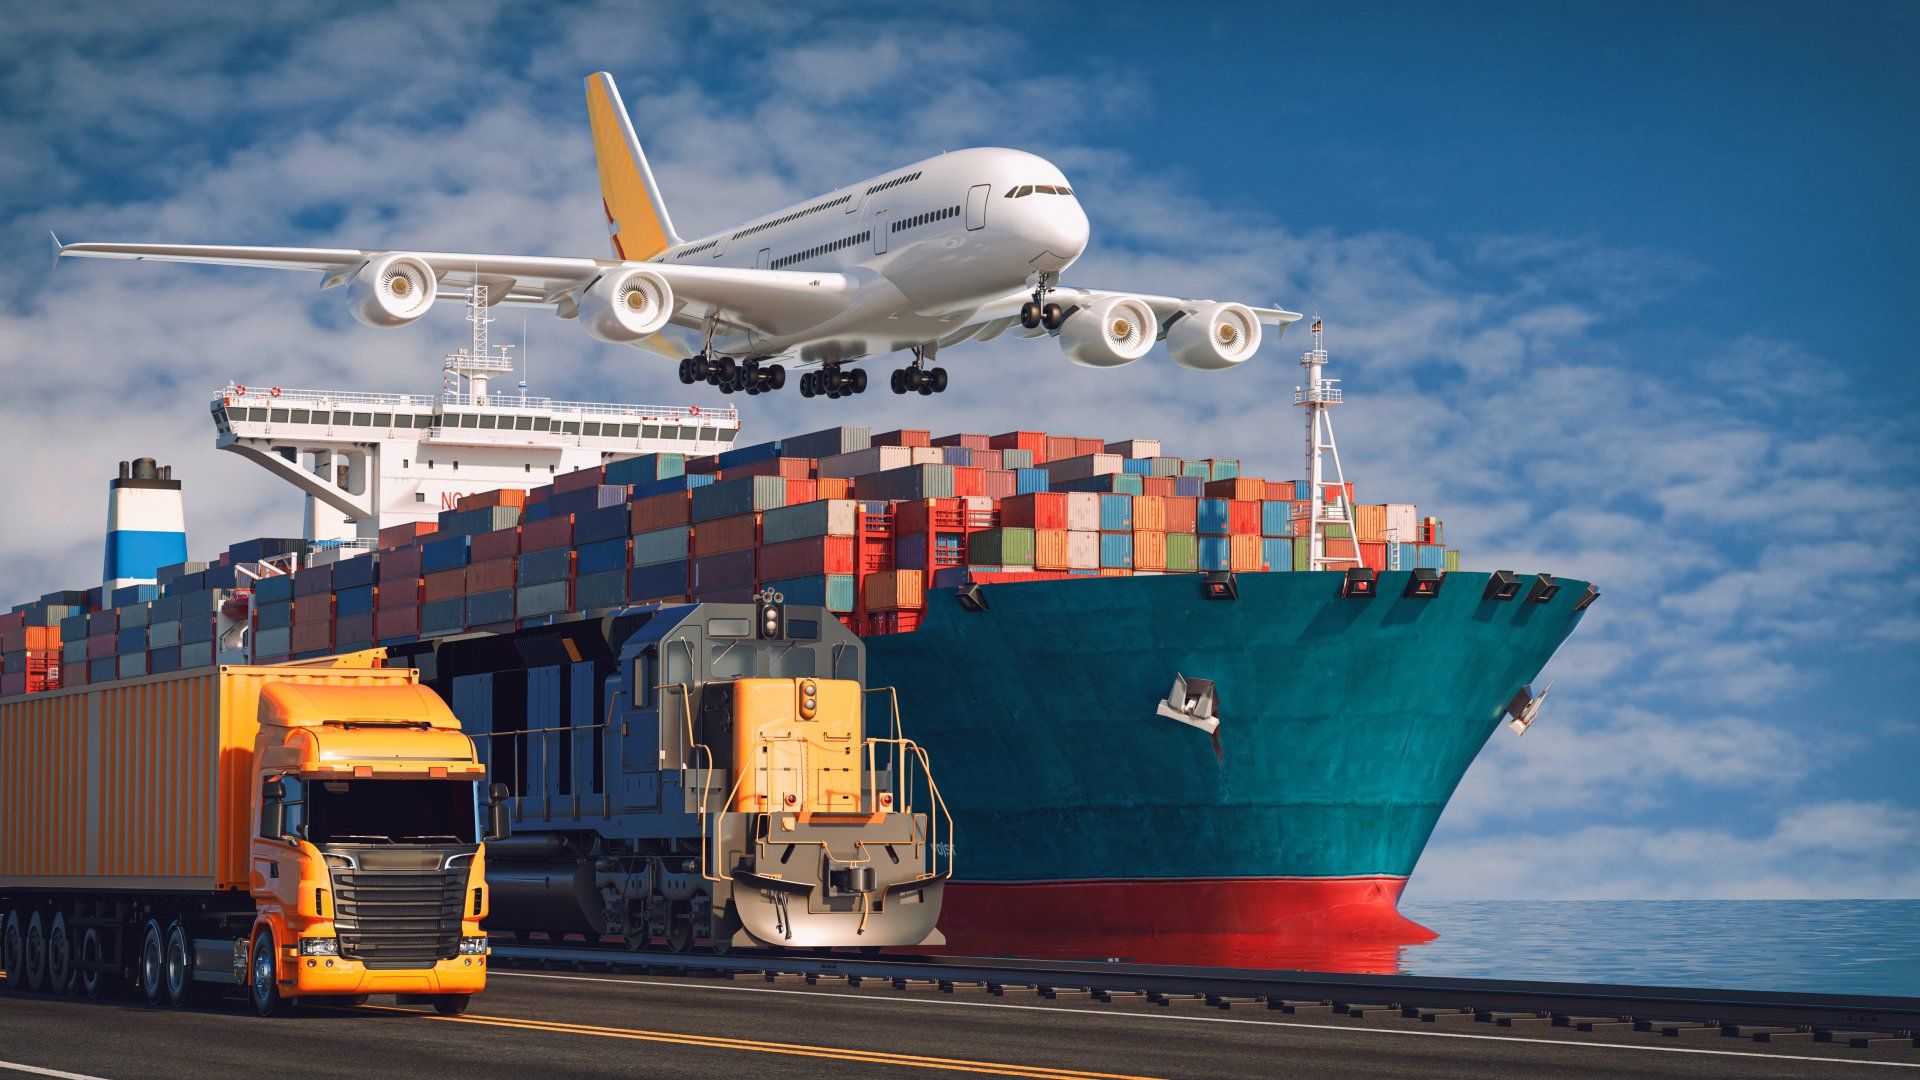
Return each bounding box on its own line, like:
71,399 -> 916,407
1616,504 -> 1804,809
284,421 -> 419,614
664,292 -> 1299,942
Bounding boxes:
330,868 -> 464,969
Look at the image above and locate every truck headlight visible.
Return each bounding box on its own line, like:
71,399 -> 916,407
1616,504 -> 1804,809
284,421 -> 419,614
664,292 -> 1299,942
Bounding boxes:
299,937 -> 340,957
458,937 -> 489,955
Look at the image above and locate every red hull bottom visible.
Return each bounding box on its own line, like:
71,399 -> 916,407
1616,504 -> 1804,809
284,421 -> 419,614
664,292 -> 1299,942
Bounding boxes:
932,877 -> 1435,972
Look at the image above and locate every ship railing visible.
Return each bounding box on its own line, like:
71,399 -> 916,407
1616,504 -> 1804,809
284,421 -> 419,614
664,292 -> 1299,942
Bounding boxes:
214,384 -> 738,424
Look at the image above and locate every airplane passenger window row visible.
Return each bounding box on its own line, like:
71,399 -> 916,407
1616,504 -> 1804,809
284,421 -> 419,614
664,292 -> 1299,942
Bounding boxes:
890,205 -> 962,233
1005,184 -> 1073,198
772,230 -> 872,270
672,239 -> 720,259
735,194 -> 854,240
865,171 -> 923,197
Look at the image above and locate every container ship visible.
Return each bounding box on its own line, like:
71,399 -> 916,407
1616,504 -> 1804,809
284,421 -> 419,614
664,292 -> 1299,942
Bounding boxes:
0,313 -> 1592,958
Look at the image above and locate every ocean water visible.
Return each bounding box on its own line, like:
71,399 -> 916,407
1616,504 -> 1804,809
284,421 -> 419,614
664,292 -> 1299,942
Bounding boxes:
1394,899 -> 1920,999
953,900 -> 1920,998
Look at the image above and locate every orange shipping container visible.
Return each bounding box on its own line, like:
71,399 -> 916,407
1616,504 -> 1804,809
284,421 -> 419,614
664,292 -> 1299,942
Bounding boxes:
422,567 -> 466,602
292,596 -> 331,625
290,621 -> 333,654
1142,476 -> 1176,498
815,477 -> 854,500
377,578 -> 422,610
1354,504 -> 1387,542
377,521 -> 436,550
1133,496 -> 1167,533
1133,531 -> 1168,571
693,513 -> 759,557
456,488 -> 527,512
864,569 -> 924,612
1205,477 -> 1266,501
1359,540 -> 1387,572
1230,534 -> 1266,572
465,557 -> 518,594
630,491 -> 691,533
1034,529 -> 1070,570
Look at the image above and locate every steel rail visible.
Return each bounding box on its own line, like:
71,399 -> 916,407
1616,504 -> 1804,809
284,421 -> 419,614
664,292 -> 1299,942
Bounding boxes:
486,941 -> 1920,1043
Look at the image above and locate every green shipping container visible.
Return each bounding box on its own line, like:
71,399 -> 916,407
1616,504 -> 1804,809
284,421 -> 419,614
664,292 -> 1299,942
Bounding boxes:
1292,536 -> 1311,571
1444,549 -> 1460,572
631,525 -> 691,567
968,527 -> 1036,566
1324,523 -> 1352,539
1208,459 -> 1241,481
1164,532 -> 1199,572
761,499 -> 857,545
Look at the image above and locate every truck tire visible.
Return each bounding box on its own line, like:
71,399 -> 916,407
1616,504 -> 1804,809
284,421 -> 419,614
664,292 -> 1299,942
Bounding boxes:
77,923 -> 114,999
137,919 -> 167,1006
46,909 -> 76,996
163,921 -> 207,1008
431,994 -> 470,1016
249,929 -> 290,1017
0,909 -> 23,990
23,909 -> 49,993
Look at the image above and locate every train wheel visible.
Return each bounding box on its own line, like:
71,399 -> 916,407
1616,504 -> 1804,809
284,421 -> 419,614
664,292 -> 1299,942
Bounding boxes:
46,909 -> 76,996
1,908 -> 23,989
250,929 -> 289,1017
137,919 -> 166,1006
77,922 -> 112,999
665,904 -> 693,954
431,994 -> 471,1016
24,909 -> 49,993
622,930 -> 648,952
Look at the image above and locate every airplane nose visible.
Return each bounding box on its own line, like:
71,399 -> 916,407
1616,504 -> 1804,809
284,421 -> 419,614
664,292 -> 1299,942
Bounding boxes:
1029,198 -> 1089,273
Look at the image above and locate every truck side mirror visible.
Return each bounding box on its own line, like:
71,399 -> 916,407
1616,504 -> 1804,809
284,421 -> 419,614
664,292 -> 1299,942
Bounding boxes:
484,782 -> 511,841
260,778 -> 287,839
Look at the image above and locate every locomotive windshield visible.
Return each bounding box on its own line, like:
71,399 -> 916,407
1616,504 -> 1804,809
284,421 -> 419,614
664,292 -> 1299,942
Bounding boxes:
303,778 -> 480,846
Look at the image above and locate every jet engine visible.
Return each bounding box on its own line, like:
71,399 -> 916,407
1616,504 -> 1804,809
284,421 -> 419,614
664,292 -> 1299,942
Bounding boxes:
1167,302 -> 1261,370
578,268 -> 674,343
348,253 -> 437,328
1058,295 -> 1156,368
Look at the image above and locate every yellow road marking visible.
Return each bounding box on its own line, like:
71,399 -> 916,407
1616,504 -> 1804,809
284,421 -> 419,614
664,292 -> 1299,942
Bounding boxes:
366,1004 -> 1158,1079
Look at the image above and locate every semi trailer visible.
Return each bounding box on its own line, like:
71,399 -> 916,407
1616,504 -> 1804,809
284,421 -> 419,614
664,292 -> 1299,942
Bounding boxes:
0,651 -> 506,1015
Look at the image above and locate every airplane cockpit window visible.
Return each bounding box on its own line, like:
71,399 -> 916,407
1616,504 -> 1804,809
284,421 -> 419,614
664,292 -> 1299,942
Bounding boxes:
1006,184 -> 1072,198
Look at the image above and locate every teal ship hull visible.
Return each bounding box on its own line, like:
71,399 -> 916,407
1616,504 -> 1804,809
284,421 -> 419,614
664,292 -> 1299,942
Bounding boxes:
863,569 -> 1589,946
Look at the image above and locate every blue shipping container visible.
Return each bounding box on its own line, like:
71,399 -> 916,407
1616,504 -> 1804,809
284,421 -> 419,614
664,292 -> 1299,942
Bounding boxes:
1099,532 -> 1133,568
1173,476 -> 1205,498
1261,502 -> 1295,537
1197,498 -> 1232,534
574,569 -> 629,610
422,535 -> 472,573
1262,538 -> 1293,570
335,585 -> 376,618
1015,468 -> 1051,494
633,473 -> 715,500
518,547 -> 573,586
1098,494 -> 1134,532
691,476 -> 786,523
1199,536 -> 1232,571
1121,458 -> 1152,476
762,574 -> 855,613
628,560 -> 689,601
422,598 -> 466,633
715,439 -> 784,470
605,453 -> 685,487
333,553 -> 379,589
574,504 -> 630,545
466,589 -> 516,626
576,536 -> 631,576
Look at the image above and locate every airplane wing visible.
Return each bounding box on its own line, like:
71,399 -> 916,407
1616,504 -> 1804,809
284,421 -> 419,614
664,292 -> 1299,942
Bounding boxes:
1048,287 -> 1303,329
954,287 -> 1302,342
54,242 -> 861,340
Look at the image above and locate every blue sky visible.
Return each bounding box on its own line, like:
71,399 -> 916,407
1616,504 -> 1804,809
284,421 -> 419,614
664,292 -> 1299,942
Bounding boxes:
2,1 -> 1915,897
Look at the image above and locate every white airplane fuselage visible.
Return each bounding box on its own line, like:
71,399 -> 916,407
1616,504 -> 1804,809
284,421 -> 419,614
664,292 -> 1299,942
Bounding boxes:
656,147 -> 1088,363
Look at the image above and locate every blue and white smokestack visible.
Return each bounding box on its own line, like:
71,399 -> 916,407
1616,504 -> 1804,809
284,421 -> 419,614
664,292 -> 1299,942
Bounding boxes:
103,457 -> 187,590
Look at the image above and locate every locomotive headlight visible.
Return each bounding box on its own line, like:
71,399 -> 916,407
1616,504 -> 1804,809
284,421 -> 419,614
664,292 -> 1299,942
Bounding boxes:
458,937 -> 490,955
299,937 -> 339,957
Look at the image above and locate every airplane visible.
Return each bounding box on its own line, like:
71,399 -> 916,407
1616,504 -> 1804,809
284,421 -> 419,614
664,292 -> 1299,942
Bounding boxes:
57,72 -> 1302,400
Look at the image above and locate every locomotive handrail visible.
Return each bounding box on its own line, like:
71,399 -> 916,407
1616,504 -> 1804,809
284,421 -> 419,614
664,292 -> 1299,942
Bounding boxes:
863,736 -> 953,883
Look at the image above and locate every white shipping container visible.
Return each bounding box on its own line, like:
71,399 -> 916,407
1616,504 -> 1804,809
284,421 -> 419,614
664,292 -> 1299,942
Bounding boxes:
1105,439 -> 1162,459
1043,453 -> 1122,483
1064,492 -> 1100,532
818,445 -> 941,477
1385,503 -> 1419,541
1066,530 -> 1100,569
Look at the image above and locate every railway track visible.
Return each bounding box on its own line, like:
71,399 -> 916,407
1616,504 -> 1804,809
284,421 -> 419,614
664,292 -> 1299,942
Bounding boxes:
488,940 -> 1920,1053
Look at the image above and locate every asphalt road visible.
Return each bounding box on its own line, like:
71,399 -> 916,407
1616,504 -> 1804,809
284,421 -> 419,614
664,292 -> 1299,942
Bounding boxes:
1,968 -> 1916,1079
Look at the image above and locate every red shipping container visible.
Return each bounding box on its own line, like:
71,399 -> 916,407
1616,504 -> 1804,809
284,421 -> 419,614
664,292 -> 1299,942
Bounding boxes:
631,492 -> 691,532
724,457 -> 815,481
521,514 -> 574,551
383,543 -> 424,579
290,620 -> 332,654
1230,534 -> 1266,572
894,498 -> 954,536
951,466 -> 985,498
554,466 -> 606,494
293,596 -> 331,625
933,433 -> 991,451
1359,540 -> 1387,572
423,568 -> 466,602
1072,437 -> 1105,458
471,527 -> 521,562
1142,476 -> 1176,498
1133,531 -> 1168,571
1265,480 -> 1297,502
990,431 -> 1049,460
785,479 -> 818,505
1206,477 -> 1266,501
1164,497 -> 1199,533
527,484 -> 555,504
1044,435 -> 1078,462
971,449 -> 1003,471
692,513 -> 759,557
378,521 -> 436,549
457,488 -> 527,512
0,611 -> 22,636
874,429 -> 932,447
87,633 -> 115,660
1001,493 -> 1068,530
377,578 -> 422,609
982,469 -> 1016,499
375,606 -> 420,639
1228,500 -> 1262,534
816,477 -> 854,500
760,536 -> 855,579
1034,529 -> 1070,570
465,557 -> 517,594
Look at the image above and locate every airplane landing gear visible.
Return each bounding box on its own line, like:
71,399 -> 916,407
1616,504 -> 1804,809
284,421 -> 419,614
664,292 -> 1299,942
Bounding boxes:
801,364 -> 866,399
1019,273 -> 1065,330
892,344 -> 949,395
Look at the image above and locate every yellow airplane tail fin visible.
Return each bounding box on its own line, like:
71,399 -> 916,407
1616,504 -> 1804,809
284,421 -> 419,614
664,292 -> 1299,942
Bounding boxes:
585,72 -> 682,261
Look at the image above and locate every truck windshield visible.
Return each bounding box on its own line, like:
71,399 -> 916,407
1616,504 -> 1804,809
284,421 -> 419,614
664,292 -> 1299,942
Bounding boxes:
305,778 -> 478,845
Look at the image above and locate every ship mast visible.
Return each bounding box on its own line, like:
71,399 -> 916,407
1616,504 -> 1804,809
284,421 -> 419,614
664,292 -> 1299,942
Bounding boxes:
1296,316 -> 1363,571
441,282 -> 515,403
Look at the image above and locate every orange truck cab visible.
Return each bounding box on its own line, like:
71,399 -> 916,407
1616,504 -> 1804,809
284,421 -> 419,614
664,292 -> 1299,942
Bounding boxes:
0,651 -> 506,1016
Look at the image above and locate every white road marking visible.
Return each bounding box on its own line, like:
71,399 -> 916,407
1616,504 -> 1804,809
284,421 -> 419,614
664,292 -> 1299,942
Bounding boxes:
493,969 -> 1920,1071
0,1061 -> 111,1080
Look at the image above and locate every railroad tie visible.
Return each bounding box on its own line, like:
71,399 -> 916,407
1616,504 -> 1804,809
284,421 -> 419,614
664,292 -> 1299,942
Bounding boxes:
805,974 -> 849,986
1149,993 -> 1209,1008
1093,990 -> 1149,1003
1646,1022 -> 1723,1039
1720,1026 -> 1801,1041
1748,1029 -> 1815,1043
1210,996 -> 1265,1011
1846,1034 -> 1915,1050
892,978 -> 941,991
989,984 -> 1039,997
939,981 -> 988,995
1270,1000 -> 1334,1014
765,972 -> 808,984
1573,1018 -> 1634,1032
1479,1011 -> 1552,1027
1413,1009 -> 1476,1024
1337,1003 -> 1396,1019
1040,986 -> 1091,1000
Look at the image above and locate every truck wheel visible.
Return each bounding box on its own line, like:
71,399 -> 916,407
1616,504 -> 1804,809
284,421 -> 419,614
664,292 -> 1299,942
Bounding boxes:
431,994 -> 470,1016
163,921 -> 207,1008
250,929 -> 289,1017
46,910 -> 76,996
137,920 -> 167,1006
23,909 -> 49,993
77,924 -> 114,999
0,909 -> 23,990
